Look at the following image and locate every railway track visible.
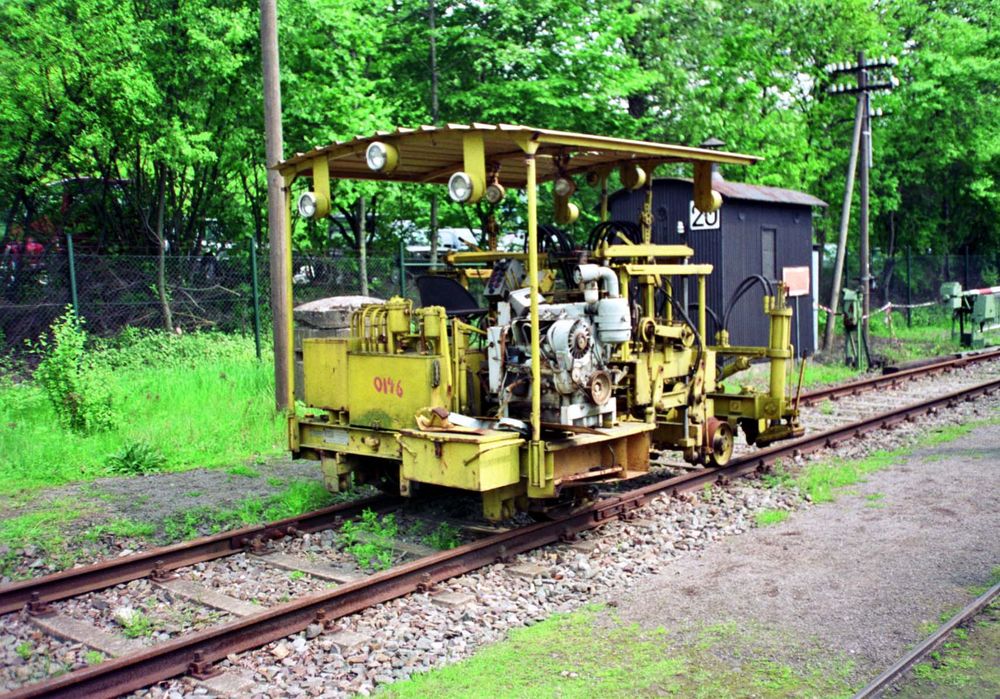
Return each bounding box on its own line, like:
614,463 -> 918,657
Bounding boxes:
853,581 -> 1000,698
2,351 -> 998,698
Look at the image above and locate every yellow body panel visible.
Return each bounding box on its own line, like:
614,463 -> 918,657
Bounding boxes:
399,429 -> 524,492
348,354 -> 448,430
302,338 -> 349,411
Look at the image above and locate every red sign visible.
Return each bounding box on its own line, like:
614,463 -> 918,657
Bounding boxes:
782,266 -> 811,297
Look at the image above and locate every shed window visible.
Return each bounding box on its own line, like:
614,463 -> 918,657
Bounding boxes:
761,227 -> 776,281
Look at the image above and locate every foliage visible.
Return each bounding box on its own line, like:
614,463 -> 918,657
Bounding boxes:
105,441 -> 167,476
339,508 -> 397,571
15,642 -> 33,661
1,0 -> 997,265
32,310 -> 117,433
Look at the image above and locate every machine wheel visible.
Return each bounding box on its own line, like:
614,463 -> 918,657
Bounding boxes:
707,419 -> 735,467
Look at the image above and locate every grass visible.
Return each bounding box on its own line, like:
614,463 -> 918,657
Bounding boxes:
380,605 -> 855,698
754,509 -> 790,527
0,328 -> 285,495
897,599 -> 1000,697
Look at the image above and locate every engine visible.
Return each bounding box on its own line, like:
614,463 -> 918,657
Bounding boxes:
486,264 -> 630,427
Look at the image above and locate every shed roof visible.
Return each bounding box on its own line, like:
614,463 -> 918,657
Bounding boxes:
275,123 -> 761,187
614,177 -> 827,208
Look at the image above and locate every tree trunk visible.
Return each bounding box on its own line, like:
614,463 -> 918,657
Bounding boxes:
154,166 -> 174,332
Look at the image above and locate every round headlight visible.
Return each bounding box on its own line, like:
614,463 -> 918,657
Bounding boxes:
554,176 -> 575,197
365,141 -> 397,172
297,192 -> 318,219
485,182 -> 506,204
448,172 -> 474,202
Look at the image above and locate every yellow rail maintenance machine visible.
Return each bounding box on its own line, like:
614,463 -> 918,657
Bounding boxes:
275,124 -> 804,520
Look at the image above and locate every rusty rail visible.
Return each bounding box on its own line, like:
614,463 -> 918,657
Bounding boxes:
8,375 -> 998,699
852,581 -> 1000,698
0,494 -> 399,616
799,347 -> 1000,406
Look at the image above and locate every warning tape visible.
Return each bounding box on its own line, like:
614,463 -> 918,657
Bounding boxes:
813,299 -> 938,320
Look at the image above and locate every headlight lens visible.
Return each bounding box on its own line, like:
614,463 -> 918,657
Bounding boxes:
554,176 -> 575,197
448,172 -> 474,202
366,141 -> 395,172
297,192 -> 318,218
485,182 -> 506,204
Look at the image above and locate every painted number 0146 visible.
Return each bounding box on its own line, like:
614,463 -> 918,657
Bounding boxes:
373,376 -> 404,398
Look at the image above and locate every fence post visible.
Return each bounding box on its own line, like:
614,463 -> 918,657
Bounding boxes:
964,245 -> 970,289
250,236 -> 262,360
905,246 -> 912,328
399,239 -> 406,296
65,231 -> 79,319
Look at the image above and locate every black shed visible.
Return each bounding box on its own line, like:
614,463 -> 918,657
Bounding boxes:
608,176 -> 826,355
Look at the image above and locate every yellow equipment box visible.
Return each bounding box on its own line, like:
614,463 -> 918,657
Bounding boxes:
398,429 -> 524,492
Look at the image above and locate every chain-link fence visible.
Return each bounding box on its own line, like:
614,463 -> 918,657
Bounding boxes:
818,251 -> 999,309
4,244 -> 998,351
0,247 -> 406,351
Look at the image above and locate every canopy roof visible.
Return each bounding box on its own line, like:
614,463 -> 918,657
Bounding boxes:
276,123 -> 761,187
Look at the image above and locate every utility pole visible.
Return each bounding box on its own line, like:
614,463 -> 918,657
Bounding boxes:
260,0 -> 290,410
821,96 -> 864,352
825,53 -> 897,369
428,0 -> 440,270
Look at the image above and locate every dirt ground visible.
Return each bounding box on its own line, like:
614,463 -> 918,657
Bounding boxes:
0,458 -> 322,525
613,422 -> 1000,689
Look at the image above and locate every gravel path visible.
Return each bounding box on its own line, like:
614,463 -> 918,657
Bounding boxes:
615,418 -> 1000,685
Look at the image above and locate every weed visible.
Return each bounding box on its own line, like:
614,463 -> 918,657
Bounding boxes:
755,509 -> 789,527
105,441 -> 166,476
31,309 -> 117,433
15,641 -> 32,660
820,400 -> 834,416
117,609 -> 155,638
184,491 -> 203,498
288,570 -> 306,581
227,465 -> 260,478
266,477 -> 285,488
84,650 -> 104,665
421,523 -> 462,550
339,509 -> 397,571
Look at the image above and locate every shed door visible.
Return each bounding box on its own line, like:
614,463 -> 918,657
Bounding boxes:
761,227 -> 777,282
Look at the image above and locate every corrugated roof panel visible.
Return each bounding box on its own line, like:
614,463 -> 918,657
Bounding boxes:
275,124 -> 762,187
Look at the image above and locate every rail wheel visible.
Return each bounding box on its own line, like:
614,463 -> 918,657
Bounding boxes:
707,418 -> 734,467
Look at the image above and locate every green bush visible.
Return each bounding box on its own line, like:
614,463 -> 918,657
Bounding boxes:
32,309 -> 117,433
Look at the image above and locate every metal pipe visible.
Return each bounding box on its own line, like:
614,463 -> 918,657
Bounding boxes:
250,235 -> 261,360
698,275 -> 706,346
65,231 -> 79,319
526,152 -> 541,443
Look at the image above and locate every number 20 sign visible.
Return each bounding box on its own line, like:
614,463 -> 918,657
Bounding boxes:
689,201 -> 720,230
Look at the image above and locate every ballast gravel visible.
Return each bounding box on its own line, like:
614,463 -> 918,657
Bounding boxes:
128,392 -> 998,698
